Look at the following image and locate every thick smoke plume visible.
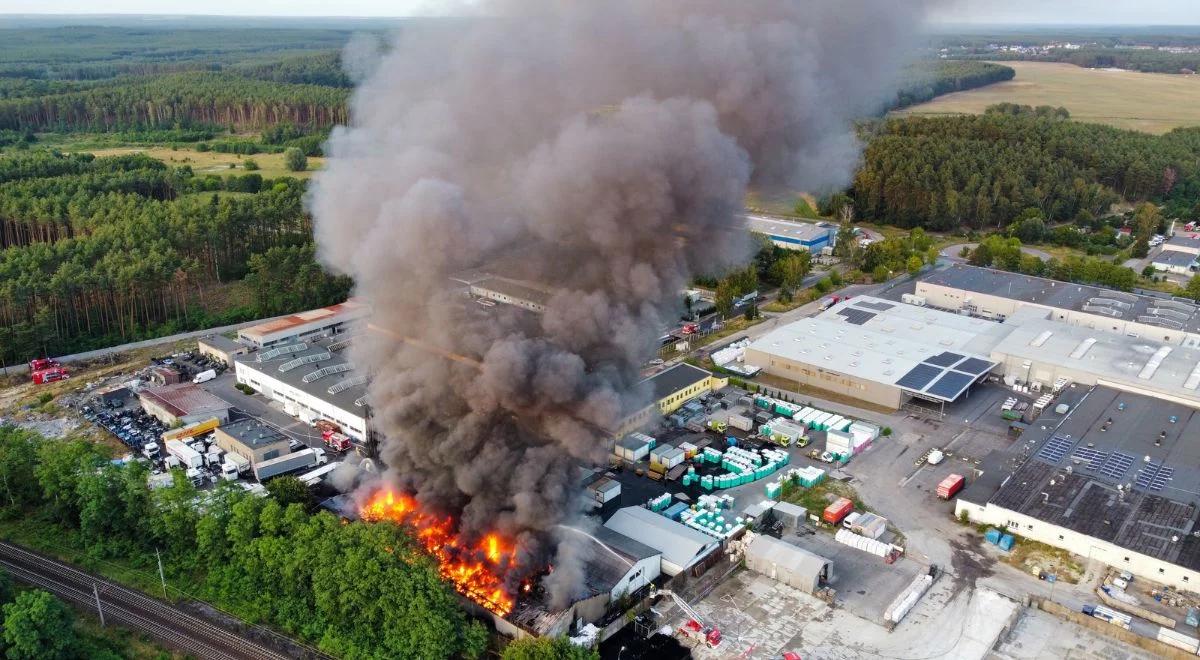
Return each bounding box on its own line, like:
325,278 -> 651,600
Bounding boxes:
311,0 -> 931,608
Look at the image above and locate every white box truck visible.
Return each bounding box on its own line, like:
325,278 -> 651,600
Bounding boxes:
192,369 -> 217,384
165,439 -> 204,469
221,453 -> 251,481
253,448 -> 327,481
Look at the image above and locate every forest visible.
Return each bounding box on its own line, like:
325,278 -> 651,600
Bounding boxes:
0,150 -> 351,364
0,425 -> 488,659
892,61 -> 1015,109
851,107 -> 1200,230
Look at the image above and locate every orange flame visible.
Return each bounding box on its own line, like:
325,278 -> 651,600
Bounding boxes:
361,488 -> 516,615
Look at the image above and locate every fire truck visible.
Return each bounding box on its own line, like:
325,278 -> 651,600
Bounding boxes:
652,587 -> 722,648
315,420 -> 352,452
29,358 -> 69,385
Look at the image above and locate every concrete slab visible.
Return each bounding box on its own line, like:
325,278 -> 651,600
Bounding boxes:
993,606 -> 1156,659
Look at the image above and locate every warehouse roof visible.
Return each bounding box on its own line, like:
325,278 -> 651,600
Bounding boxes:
603,506 -> 719,570
645,363 -> 713,402
921,264 -> 1200,334
745,215 -> 835,246
990,310 -> 1200,406
745,297 -> 998,401
138,384 -> 230,419
470,277 -> 551,307
1167,234 -> 1200,251
198,334 -> 246,353
971,387 -> 1200,570
1153,250 -> 1198,268
218,418 -> 289,449
556,525 -> 661,599
238,299 -> 368,344
235,336 -> 369,415
746,535 -> 829,577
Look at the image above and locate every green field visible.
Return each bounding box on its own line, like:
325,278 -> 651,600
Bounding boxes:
895,61 -> 1200,134
76,145 -> 323,179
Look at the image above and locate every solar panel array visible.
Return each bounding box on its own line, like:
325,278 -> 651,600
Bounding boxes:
1038,435 -> 1073,464
855,300 -> 896,311
1135,462 -> 1175,492
928,371 -> 975,400
836,308 -> 877,326
924,351 -> 964,367
1099,451 -> 1136,480
955,357 -> 993,376
1072,446 -> 1108,471
896,364 -> 941,390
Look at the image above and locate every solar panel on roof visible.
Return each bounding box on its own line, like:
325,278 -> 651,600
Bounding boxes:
1099,452 -> 1135,480
926,371 -> 974,400
1135,463 -> 1175,492
896,364 -> 940,390
1072,447 -> 1107,471
1038,435 -> 1073,464
836,308 -> 876,326
855,301 -> 895,311
954,357 -> 994,376
923,352 -> 965,368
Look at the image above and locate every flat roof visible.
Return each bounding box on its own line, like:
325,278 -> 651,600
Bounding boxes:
921,264 -> 1200,334
745,296 -> 998,401
138,384 -> 230,418
238,300 -> 367,343
1154,250 -> 1198,268
745,215 -> 834,245
991,309 -> 1200,405
198,334 -> 246,353
1167,234 -> 1200,251
235,336 -> 369,416
974,387 -> 1200,570
470,277 -> 551,306
747,535 -> 829,578
644,363 -> 713,402
218,418 -> 288,449
603,506 -> 719,570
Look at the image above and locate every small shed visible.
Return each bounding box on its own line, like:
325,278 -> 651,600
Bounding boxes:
147,366 -> 182,386
198,334 -> 249,367
745,535 -> 832,594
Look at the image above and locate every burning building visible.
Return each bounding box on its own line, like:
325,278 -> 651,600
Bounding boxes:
312,0 -> 932,633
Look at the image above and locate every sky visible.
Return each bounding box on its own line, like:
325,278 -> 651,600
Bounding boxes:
0,0 -> 1198,24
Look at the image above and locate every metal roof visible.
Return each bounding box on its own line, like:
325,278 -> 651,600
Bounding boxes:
238,300 -> 368,344
973,387 -> 1200,570
603,507 -> 719,570
990,309 -> 1200,406
1153,250 -> 1198,268
745,296 -> 997,400
745,215 -> 835,246
197,334 -> 246,353
1167,234 -> 1200,251
746,534 -> 830,578
644,363 -> 713,402
469,277 -> 551,307
921,264 -> 1200,334
217,418 -> 289,449
138,384 -> 231,418
235,336 -> 369,417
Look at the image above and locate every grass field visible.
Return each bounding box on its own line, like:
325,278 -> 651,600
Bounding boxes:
895,61 -> 1200,134
71,145 -> 323,180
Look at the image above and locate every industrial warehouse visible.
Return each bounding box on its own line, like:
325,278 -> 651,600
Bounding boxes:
237,299 -> 368,348
234,336 -> 371,446
745,215 -> 838,252
957,386 -> 1200,590
743,296 -> 999,411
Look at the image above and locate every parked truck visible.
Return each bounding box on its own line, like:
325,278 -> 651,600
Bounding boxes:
221,453 -> 251,481
165,439 -> 203,469
323,430 -> 353,452
1081,604 -> 1132,630
253,448 -> 327,481
937,474 -> 965,500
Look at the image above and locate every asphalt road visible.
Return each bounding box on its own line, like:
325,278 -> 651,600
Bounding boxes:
1,314 -> 293,375
940,243 -> 1053,262
0,541 -> 316,660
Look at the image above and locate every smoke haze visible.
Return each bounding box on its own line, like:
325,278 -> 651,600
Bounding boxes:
310,0 -> 932,608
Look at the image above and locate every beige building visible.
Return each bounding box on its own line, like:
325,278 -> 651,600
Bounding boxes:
138,384 -> 231,426
213,418 -> 290,467
915,264 -> 1200,348
613,363 -> 728,436
742,297 -> 997,412
198,334 -> 249,367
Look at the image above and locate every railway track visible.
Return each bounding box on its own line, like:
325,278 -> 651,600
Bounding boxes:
0,541 -> 299,660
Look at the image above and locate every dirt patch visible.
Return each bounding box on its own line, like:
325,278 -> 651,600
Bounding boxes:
949,536 -> 996,599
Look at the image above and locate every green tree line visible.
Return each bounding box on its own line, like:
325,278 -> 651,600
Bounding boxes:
893,60 -> 1015,109
0,425 -> 487,659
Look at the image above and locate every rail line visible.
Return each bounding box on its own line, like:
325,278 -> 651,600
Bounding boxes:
0,541 -> 300,660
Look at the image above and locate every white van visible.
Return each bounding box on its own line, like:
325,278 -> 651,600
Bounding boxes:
192,369 -> 216,384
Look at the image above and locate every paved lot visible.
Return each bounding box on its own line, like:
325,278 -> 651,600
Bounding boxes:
673,568 -> 1020,659
785,530 -> 921,622
993,606 -> 1156,660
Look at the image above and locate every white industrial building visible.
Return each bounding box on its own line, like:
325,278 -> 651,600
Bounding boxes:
743,296 -> 999,411
745,215 -> 837,252
1151,250 -> 1198,276
915,264 -> 1200,348
237,299 -> 367,349
234,336 -> 370,444
1165,233 -> 1200,256
603,506 -> 720,576
958,387 -> 1200,591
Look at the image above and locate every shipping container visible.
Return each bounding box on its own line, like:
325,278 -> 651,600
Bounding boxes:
826,429 -> 853,455
165,439 -> 204,469
254,448 -> 324,481
663,502 -> 690,521
651,446 -> 686,472
1157,627 -> 1200,654
998,534 -> 1014,551
984,528 -> 1002,545
727,414 -> 754,432
822,497 -> 854,525
937,474 -> 965,499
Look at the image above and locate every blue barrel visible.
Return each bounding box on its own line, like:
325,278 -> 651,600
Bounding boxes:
998,534 -> 1015,551
984,529 -> 1002,545
726,437 -> 738,447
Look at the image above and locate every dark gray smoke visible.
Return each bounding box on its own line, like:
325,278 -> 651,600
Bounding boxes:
310,0 -> 931,609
